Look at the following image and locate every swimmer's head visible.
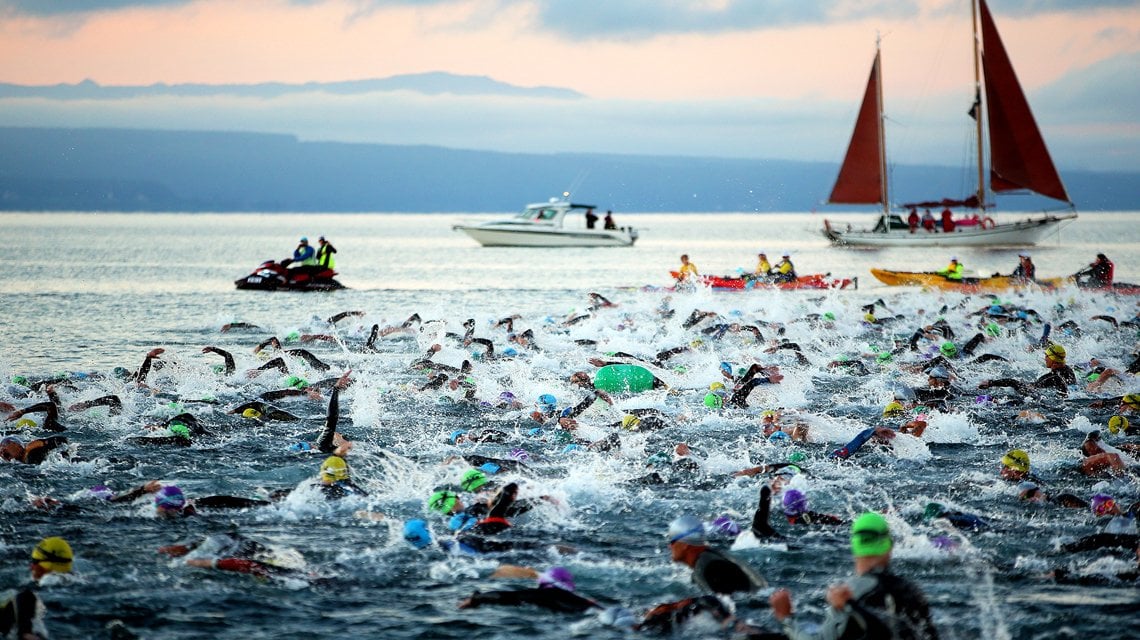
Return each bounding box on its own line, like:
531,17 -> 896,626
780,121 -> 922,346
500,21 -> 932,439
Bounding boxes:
154,485 -> 186,513
922,503 -> 946,522
319,455 -> 349,483
1090,493 -> 1118,517
782,489 -> 809,516
537,566 -> 575,592
883,401 -> 905,417
850,512 -> 892,557
666,515 -> 706,546
428,490 -> 459,514
31,537 -> 73,575
448,430 -> 468,445
703,392 -> 724,409
620,414 -> 641,431
241,408 -> 262,420
1001,449 -> 1030,474
460,469 -> 488,492
939,342 -> 958,358
1044,342 -> 1066,364
403,519 -> 432,549
710,515 -> 741,536
1108,415 -> 1129,434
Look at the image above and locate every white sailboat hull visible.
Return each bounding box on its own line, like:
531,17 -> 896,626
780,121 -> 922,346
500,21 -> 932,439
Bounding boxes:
454,224 -> 637,247
822,213 -> 1075,247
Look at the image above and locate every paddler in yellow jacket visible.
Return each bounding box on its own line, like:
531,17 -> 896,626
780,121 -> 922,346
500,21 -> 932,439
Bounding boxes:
677,254 -> 699,281
936,256 -> 964,281
755,251 -> 772,276
772,252 -> 797,283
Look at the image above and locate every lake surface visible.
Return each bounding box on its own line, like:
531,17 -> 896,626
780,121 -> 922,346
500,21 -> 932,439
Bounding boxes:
1,211 -> 1138,639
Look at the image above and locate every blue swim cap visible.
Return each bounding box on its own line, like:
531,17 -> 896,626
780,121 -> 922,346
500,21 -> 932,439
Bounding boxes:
560,407 -> 574,418
561,444 -> 583,454
403,519 -> 432,549
527,427 -> 543,437
502,347 -> 518,357
479,462 -> 501,474
720,362 -> 733,375
449,430 -> 468,445
448,512 -> 478,532
538,393 -> 557,407
768,430 -> 791,443
289,442 -> 312,452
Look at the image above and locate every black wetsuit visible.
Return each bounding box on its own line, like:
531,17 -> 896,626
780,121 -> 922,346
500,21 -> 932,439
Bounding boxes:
0,587 -> 42,639
463,587 -> 600,613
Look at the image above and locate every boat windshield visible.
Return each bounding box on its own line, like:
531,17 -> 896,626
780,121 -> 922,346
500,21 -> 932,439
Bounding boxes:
516,207 -> 561,221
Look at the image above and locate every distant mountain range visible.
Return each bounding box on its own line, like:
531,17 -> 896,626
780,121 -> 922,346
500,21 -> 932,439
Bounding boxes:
1,127 -> 1135,212
0,72 -> 584,101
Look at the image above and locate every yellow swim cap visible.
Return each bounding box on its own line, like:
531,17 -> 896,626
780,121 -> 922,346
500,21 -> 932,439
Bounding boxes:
14,417 -> 37,430
761,410 -> 778,420
32,537 -> 73,574
1123,394 -> 1140,408
320,455 -> 349,483
1045,343 -> 1066,361
242,408 -> 262,419
1001,449 -> 1030,473
1108,415 -> 1129,434
864,312 -> 876,323
709,381 -> 726,392
883,401 -> 905,417
620,414 -> 642,430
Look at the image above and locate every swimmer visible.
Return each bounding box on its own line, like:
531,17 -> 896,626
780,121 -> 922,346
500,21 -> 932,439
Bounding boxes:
458,566 -> 601,613
6,399 -> 64,432
201,346 -> 236,375
313,455 -> 369,500
1,537 -> 73,638
1078,431 -> 1127,476
1,434 -> 70,464
67,394 -> 123,415
782,489 -> 844,526
666,514 -> 766,595
980,342 -> 1075,397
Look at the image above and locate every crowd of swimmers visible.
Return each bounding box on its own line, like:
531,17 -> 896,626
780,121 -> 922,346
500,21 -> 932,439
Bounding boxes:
4,279 -> 1140,638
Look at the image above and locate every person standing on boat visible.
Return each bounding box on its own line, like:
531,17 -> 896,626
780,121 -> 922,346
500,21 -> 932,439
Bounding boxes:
604,210 -> 617,230
1011,253 -> 1036,282
773,252 -> 797,283
921,209 -> 936,232
907,208 -> 920,234
677,255 -> 699,281
293,237 -> 316,266
316,236 -> 337,269
936,257 -> 964,281
585,209 -> 598,229
940,208 -> 955,233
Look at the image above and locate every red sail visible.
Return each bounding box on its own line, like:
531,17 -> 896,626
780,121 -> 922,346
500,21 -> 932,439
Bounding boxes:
979,0 -> 1070,203
829,51 -> 883,205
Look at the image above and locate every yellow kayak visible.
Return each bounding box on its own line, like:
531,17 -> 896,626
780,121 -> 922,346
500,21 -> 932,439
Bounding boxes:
870,268 -> 1062,291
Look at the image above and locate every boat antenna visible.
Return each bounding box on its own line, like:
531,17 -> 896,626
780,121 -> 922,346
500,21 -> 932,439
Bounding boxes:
565,169 -> 590,200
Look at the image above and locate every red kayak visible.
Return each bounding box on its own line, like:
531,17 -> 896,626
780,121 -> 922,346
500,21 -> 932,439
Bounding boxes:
670,272 -> 856,290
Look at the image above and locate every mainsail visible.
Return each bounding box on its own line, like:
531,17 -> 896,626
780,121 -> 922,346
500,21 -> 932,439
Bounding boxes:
828,50 -> 884,207
978,0 -> 1071,203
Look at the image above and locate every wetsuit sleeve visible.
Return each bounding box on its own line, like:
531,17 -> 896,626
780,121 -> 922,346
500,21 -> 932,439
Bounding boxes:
214,558 -> 272,578
316,389 -> 340,453
751,486 -> 779,538
563,392 -> 598,419
110,483 -> 153,503
465,588 -> 598,613
194,496 -> 271,509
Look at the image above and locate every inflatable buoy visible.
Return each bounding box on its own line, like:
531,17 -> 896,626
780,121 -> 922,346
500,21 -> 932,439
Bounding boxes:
981,217 -> 996,230
593,364 -> 655,393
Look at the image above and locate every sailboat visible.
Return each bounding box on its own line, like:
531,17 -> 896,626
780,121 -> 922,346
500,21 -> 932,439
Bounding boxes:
821,0 -> 1078,247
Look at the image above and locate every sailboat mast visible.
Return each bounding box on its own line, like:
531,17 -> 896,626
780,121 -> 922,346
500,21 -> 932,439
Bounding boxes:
875,41 -> 888,216
970,0 -> 986,210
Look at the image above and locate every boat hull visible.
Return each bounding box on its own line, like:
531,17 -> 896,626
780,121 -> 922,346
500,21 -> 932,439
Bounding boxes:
870,268 -> 1061,291
454,225 -> 636,247
671,272 -> 855,290
823,213 -> 1076,247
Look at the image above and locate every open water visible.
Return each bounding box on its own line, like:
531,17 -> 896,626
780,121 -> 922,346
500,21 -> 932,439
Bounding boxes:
1,211 -> 1138,639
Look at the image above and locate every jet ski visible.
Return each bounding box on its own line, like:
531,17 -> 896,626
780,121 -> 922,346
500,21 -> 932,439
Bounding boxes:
234,260 -> 345,291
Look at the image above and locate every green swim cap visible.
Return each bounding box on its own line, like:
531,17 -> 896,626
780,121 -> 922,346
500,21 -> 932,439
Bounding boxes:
704,392 -> 724,409
212,364 -> 226,374
1086,372 -> 1100,382
823,312 -> 836,321
10,375 -> 28,386
876,352 -> 892,363
460,469 -> 488,492
646,452 -> 671,466
922,503 -> 945,523
850,512 -> 892,557
940,342 -> 958,358
428,490 -> 458,514
787,451 -> 806,463
985,322 -> 1001,337
554,430 -> 573,444
169,424 -> 191,438
284,375 -> 308,389
285,331 -> 301,344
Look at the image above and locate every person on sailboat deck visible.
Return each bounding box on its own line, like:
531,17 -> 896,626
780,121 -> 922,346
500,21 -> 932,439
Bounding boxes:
604,211 -> 617,230
921,210 -> 936,232
940,208 -> 955,233
1011,253 -> 1036,282
585,209 -> 598,229
677,255 -> 699,281
907,209 -> 920,234
773,253 -> 797,283
936,257 -> 964,281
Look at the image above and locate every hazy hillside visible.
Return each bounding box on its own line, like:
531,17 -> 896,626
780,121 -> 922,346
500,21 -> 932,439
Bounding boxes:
1,127 -> 1134,212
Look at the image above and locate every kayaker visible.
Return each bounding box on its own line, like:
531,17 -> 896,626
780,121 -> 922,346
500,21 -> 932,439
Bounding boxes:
936,256 -> 964,281
676,254 -> 699,281
1074,253 -> 1114,288
755,251 -> 772,277
1011,252 -> 1036,282
772,252 -> 797,283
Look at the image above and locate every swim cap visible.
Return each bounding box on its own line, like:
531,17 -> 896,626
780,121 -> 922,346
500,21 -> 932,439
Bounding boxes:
1001,449 -> 1030,473
893,385 -> 916,402
428,490 -> 459,514
782,489 -> 809,516
940,342 -> 958,358
502,347 -> 518,357
922,503 -> 946,522
709,381 -> 726,392
1016,481 -> 1040,499
561,443 -> 583,454
876,352 -> 892,364
787,451 -> 807,463
403,519 -> 432,549
479,462 -> 500,474
31,537 -> 73,573
1044,343 -> 1066,361
284,375 -> 308,389
508,447 -> 530,462
985,322 -> 1001,337
703,392 -> 724,409
864,313 -> 876,323
1108,415 -> 1129,434
299,236 -> 308,242
320,455 -> 349,483
284,331 -> 300,344
241,408 -> 262,419
460,469 -> 488,492
169,424 -> 191,438
288,442 -> 312,452
1090,493 -> 1117,517
620,414 -> 642,430
690,338 -> 704,349
719,362 -> 733,375
448,430 -> 468,445
14,418 -> 36,430
768,430 -> 791,443
927,366 -> 950,380
646,451 -> 671,466
850,512 -> 892,557
774,464 -> 801,478
89,485 -> 114,500
949,255 -> 958,262
883,401 -> 905,417
448,512 -> 478,532
1122,394 -> 1140,408
761,410 -> 778,420
538,566 -> 575,591
666,515 -> 706,545
710,515 -> 741,536
112,366 -> 131,380
823,312 -> 836,321
155,486 -> 186,511
498,391 -> 516,402
537,394 -> 557,411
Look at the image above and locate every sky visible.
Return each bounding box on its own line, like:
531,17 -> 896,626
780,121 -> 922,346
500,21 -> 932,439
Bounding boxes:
1,0 -> 1137,171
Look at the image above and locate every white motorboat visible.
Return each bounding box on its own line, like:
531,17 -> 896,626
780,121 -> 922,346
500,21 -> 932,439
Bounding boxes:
453,198 -> 638,247
822,0 -> 1078,247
